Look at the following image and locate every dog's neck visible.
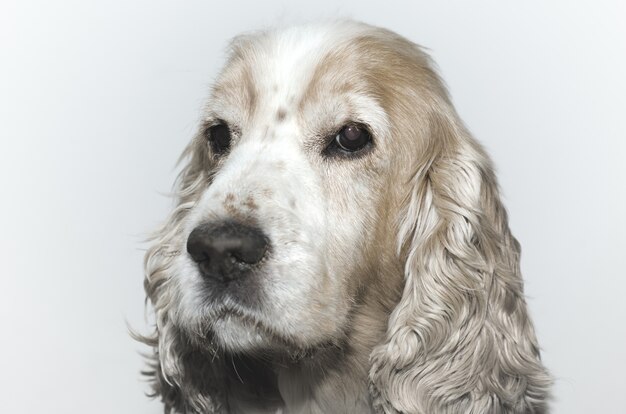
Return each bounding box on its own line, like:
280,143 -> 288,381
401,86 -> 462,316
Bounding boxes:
224,351 -> 372,414
221,290 -> 393,414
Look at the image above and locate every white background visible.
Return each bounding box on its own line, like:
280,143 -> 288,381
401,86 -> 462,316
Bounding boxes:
1,1 -> 625,413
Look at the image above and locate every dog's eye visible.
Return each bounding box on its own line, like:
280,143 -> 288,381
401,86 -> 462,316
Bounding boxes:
333,124 -> 372,153
206,123 -> 231,154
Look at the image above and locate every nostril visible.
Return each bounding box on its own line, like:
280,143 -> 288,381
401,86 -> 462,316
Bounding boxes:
186,226 -> 214,263
226,228 -> 268,264
186,221 -> 269,281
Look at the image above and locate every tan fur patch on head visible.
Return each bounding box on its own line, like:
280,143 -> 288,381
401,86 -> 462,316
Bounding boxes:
211,47 -> 259,123
298,28 -> 450,161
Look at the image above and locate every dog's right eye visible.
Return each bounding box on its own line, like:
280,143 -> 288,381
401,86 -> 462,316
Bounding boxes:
206,123 -> 231,154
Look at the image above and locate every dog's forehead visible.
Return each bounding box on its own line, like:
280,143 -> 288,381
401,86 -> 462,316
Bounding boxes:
211,22 -> 379,125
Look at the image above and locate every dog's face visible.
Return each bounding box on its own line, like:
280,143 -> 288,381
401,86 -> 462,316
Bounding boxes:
144,22 -> 550,413
169,24 -> 410,353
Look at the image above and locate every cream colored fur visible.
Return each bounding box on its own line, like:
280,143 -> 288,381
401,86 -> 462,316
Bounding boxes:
136,20 -> 551,414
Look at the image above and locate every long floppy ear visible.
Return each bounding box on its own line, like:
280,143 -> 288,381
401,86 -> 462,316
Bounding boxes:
369,108 -> 551,413
136,136 -> 229,413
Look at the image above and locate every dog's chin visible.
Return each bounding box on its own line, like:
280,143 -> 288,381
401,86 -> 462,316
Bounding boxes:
208,311 -> 283,353
198,307 -> 339,359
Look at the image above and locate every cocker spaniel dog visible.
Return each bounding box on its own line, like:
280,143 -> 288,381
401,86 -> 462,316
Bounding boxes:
138,21 -> 551,414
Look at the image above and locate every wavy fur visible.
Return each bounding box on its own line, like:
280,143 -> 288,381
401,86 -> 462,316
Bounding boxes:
369,110 -> 551,413
136,21 -> 551,413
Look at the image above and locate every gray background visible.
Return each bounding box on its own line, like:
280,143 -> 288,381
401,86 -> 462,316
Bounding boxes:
1,1 -> 625,413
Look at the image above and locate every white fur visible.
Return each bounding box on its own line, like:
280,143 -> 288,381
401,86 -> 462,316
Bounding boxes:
174,22 -> 389,353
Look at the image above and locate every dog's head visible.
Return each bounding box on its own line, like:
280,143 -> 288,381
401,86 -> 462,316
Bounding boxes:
142,21 -> 550,413
151,22 -> 421,353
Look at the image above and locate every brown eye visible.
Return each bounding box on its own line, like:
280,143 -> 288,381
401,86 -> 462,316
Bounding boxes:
333,124 -> 372,153
206,123 -> 231,154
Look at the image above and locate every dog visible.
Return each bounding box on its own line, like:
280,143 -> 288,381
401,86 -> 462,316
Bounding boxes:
138,20 -> 551,414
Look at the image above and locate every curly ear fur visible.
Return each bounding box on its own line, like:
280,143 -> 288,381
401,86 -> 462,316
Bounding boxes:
369,108 -> 551,413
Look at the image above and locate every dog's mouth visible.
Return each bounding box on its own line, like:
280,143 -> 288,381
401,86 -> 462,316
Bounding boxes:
212,304 -> 274,336
196,303 -> 341,360
201,303 -> 287,347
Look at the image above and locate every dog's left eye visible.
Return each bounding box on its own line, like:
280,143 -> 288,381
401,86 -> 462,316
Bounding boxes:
206,122 -> 231,155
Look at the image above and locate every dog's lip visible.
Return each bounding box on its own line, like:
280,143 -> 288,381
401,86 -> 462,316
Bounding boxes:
211,303 -> 272,333
208,304 -> 305,349
213,303 -> 253,319
207,304 -> 341,358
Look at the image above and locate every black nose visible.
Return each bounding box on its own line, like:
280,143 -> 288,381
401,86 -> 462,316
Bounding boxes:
186,221 -> 269,282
